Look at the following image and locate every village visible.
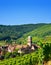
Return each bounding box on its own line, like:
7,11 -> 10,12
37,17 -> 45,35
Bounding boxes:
0,36 -> 40,56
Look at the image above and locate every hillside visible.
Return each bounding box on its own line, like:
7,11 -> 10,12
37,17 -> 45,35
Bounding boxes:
0,23 -> 51,44
0,24 -> 45,41
17,24 -> 51,44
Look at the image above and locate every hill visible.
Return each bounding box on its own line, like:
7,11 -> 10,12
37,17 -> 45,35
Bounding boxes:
0,23 -> 51,44
17,24 -> 51,44
0,24 -> 45,41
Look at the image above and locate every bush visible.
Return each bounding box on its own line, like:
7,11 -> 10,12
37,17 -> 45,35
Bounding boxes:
4,52 -> 12,59
43,43 -> 51,61
0,55 -> 4,60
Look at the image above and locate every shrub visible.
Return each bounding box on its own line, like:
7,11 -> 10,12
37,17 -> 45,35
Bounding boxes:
4,52 -> 12,59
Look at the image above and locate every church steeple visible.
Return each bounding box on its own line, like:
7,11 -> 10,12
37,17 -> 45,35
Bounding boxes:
27,36 -> 32,47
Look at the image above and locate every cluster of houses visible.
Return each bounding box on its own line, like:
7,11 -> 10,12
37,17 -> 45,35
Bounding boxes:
0,36 -> 40,55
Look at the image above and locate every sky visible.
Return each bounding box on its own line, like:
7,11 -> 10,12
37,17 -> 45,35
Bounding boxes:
0,0 -> 51,25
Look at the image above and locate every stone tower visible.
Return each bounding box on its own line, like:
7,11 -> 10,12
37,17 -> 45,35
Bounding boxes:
27,36 -> 32,47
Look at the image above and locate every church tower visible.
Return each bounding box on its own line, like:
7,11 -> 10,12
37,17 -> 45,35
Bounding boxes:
27,36 -> 32,47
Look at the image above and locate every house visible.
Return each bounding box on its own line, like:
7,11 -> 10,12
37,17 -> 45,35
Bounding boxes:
0,47 -> 2,55
7,45 -> 15,52
0,45 -> 8,55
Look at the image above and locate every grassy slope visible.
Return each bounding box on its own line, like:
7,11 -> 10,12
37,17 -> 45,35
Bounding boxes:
17,24 -> 51,44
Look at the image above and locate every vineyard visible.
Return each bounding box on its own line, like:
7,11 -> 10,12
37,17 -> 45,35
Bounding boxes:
0,49 -> 43,65
0,43 -> 51,65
